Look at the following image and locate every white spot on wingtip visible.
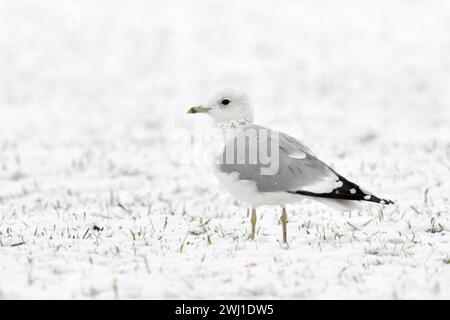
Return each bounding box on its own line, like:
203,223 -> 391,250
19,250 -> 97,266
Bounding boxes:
364,195 -> 372,200
350,188 -> 357,194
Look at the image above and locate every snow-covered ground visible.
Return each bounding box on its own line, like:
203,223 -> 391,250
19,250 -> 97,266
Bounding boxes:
1,0 -> 450,299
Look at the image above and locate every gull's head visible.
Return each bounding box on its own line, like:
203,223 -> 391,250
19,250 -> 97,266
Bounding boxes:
187,87 -> 253,124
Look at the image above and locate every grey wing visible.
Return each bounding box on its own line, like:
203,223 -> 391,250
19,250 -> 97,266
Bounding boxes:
218,124 -> 341,193
218,124 -> 394,205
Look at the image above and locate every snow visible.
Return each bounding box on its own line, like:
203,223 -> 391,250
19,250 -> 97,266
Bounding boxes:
0,0 -> 450,299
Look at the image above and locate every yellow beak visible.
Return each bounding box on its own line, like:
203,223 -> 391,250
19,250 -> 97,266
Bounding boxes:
187,105 -> 210,114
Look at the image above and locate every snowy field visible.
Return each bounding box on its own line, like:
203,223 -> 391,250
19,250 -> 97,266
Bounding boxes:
1,0 -> 450,299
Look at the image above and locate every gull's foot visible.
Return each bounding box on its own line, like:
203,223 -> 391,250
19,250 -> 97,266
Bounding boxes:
280,207 -> 288,244
250,208 -> 257,240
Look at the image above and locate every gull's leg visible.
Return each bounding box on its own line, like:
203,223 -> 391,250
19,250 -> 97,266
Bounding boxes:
251,208 -> 257,240
280,206 -> 288,244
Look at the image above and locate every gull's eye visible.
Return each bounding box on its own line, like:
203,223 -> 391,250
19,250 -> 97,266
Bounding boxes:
221,99 -> 230,106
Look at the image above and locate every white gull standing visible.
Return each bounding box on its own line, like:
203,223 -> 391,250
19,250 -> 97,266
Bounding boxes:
187,87 -> 393,244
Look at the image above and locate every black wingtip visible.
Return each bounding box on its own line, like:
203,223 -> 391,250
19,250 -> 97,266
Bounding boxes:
366,195 -> 394,205
382,198 -> 394,205
288,174 -> 394,205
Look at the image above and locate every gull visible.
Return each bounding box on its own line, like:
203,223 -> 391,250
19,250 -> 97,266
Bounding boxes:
187,87 -> 393,244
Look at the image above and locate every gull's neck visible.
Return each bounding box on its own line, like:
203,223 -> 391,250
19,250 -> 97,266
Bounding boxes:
215,117 -> 253,130
208,117 -> 253,158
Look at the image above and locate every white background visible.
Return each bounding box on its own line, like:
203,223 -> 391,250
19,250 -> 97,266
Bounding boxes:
0,0 -> 449,299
